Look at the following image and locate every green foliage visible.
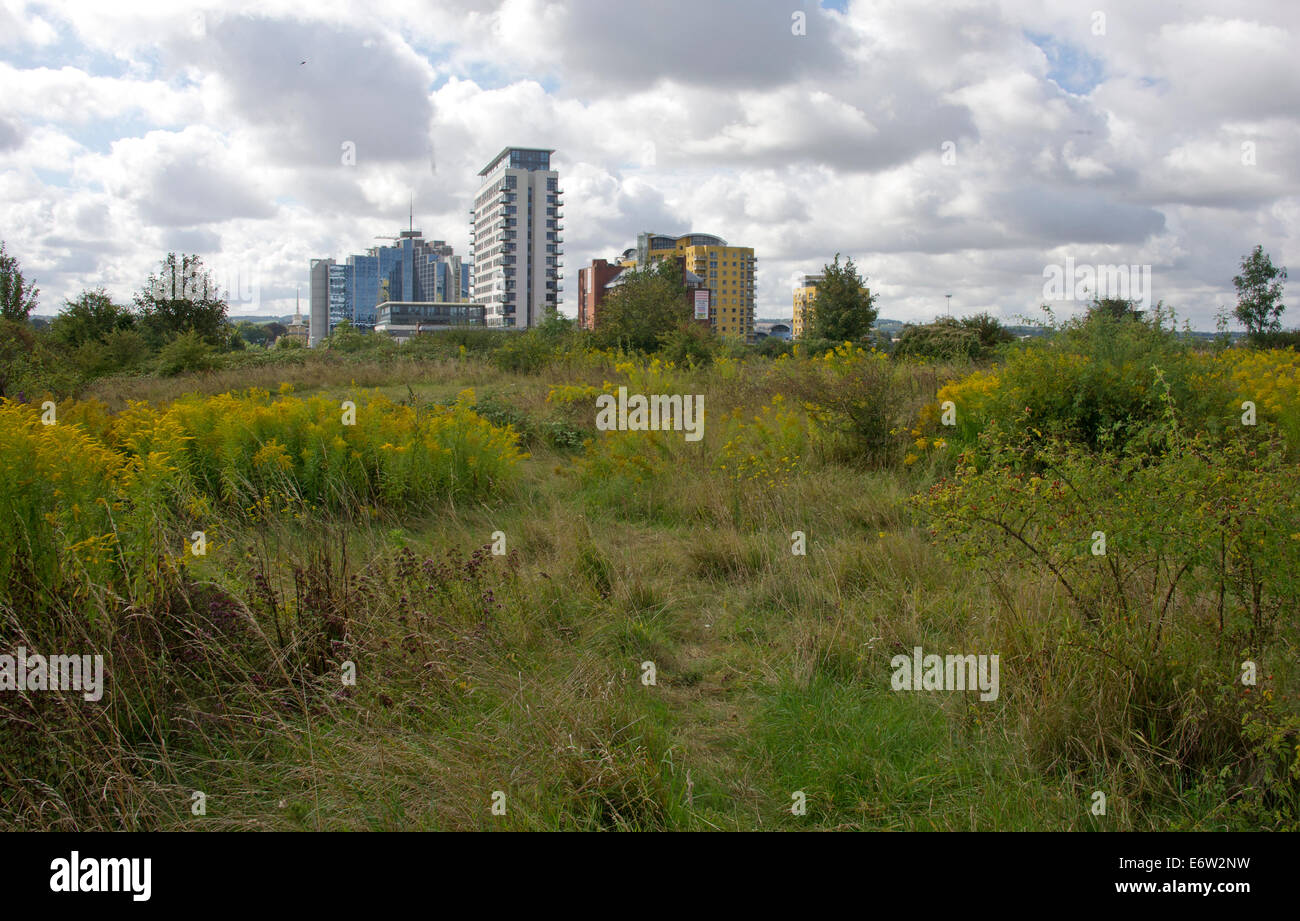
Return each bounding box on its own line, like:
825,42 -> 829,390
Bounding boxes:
156,329 -> 219,376
659,322 -> 716,367
594,261 -> 692,352
1088,296 -> 1145,322
134,253 -> 230,348
809,253 -> 877,342
233,320 -> 272,348
894,314 -> 1013,362
781,342 -> 940,467
959,312 -> 1016,351
472,395 -> 585,452
320,319 -> 386,354
920,425 -> 1299,635
67,327 -> 150,377
940,306 -> 1202,450
0,318 -> 37,397
0,240 -> 39,321
753,336 -> 794,358
915,419 -> 1300,825
49,289 -> 135,349
489,328 -> 559,374
1234,245 -> 1288,338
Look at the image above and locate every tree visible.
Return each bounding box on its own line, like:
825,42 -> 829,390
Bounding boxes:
233,320 -> 271,348
959,312 -> 1015,351
49,288 -> 135,349
0,319 -> 36,397
810,254 -> 877,342
1087,296 -> 1144,322
595,260 -> 692,352
893,317 -> 981,360
0,240 -> 40,321
1233,245 -> 1287,337
155,329 -> 219,376
134,253 -> 229,348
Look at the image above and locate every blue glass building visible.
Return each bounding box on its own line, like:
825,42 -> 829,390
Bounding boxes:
311,231 -> 470,342
346,255 -> 379,330
327,263 -> 352,331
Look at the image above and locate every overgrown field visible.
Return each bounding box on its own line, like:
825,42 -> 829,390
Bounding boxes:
3,315 -> 1298,830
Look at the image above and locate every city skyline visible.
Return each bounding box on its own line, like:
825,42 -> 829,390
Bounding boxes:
2,1 -> 1298,329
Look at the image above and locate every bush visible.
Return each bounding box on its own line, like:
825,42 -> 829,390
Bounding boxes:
156,330 -> 219,376
924,310 -> 1212,451
915,424 -> 1300,824
660,323 -> 717,367
893,318 -> 984,361
780,342 -> 944,468
489,329 -> 555,374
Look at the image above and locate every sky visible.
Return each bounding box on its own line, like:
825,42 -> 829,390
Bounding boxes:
1,0 -> 1297,328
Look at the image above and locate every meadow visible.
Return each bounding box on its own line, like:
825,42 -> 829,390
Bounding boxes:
2,312 -> 1297,831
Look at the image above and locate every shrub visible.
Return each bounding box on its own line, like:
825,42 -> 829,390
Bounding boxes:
156,330 -> 219,376
781,342 -> 944,467
714,394 -> 809,486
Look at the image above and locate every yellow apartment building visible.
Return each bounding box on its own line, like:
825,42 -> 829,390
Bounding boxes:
624,232 -> 757,341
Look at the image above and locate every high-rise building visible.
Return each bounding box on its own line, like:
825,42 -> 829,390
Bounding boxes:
327,262 -> 353,332
470,147 -> 562,328
793,274 -> 822,339
623,232 -> 757,341
308,258 -> 333,346
347,254 -> 380,329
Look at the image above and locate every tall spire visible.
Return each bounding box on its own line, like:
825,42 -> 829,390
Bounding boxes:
409,194 -> 413,233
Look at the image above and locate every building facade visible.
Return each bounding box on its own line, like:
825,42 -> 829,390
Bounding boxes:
792,274 -> 822,339
309,230 -> 471,344
470,147 -> 562,329
308,258 -> 333,346
623,232 -> 756,341
374,301 -> 486,342
577,258 -> 625,329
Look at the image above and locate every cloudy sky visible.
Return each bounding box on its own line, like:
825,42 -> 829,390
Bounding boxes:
1,0 -> 1296,328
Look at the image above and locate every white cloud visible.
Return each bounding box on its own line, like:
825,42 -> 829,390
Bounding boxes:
0,0 -> 1296,327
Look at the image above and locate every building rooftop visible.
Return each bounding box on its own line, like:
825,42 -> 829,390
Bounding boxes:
478,146 -> 556,176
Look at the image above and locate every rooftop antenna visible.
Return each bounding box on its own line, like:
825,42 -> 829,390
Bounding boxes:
409,194 -> 413,233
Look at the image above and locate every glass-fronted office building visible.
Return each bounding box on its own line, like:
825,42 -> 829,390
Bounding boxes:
309,232 -> 472,344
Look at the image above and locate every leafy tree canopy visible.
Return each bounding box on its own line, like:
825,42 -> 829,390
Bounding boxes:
0,240 -> 39,322
810,254 -> 877,342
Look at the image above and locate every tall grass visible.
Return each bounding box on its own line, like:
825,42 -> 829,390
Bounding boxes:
4,325 -> 1297,830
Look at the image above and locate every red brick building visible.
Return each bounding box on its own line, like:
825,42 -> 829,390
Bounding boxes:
577,258 -> 625,329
